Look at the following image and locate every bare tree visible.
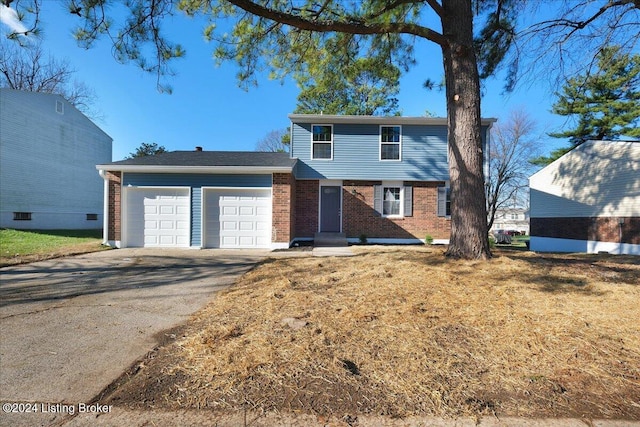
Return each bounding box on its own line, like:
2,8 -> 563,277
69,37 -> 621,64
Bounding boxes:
0,39 -> 99,119
255,129 -> 290,153
486,110 -> 542,231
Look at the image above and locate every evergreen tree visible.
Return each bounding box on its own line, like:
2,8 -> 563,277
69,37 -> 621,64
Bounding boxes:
533,46 -> 640,166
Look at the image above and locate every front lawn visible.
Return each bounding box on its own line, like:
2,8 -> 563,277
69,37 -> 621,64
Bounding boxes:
102,247 -> 640,421
0,229 -> 108,266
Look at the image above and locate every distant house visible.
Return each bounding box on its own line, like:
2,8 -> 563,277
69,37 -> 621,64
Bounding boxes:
0,88 -> 113,229
96,114 -> 495,248
490,207 -> 529,235
529,140 -> 639,254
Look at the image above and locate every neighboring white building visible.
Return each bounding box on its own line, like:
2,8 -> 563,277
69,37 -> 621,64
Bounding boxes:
529,140 -> 639,254
0,88 -> 112,229
490,207 -> 529,235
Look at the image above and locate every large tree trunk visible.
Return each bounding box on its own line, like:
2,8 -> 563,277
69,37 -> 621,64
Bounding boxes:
441,0 -> 491,259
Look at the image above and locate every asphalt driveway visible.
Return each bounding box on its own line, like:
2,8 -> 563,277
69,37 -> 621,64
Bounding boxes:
0,248 -> 268,426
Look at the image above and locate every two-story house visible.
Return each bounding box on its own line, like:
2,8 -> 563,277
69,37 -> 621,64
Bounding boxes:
1,88 -> 112,229
96,114 -> 495,248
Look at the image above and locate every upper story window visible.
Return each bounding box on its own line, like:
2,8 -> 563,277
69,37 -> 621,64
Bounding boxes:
312,125 -> 333,160
380,125 -> 401,160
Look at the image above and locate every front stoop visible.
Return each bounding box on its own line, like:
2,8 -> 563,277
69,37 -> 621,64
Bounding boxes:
314,232 -> 348,247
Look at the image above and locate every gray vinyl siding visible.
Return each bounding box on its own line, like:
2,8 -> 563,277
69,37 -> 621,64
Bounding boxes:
122,173 -> 273,246
0,88 -> 112,229
291,122 -> 450,180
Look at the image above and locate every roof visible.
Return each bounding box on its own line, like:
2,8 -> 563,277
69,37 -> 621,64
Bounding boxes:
97,151 -> 297,173
288,113 -> 497,126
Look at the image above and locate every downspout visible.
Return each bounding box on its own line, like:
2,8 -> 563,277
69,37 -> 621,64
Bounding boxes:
98,169 -> 109,246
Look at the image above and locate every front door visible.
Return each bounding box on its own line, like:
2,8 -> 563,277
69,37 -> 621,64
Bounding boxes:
320,186 -> 341,232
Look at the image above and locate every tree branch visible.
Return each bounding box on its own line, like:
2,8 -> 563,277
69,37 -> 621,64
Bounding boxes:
225,0 -> 447,46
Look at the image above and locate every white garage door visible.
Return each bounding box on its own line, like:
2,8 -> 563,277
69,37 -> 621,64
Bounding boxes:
125,188 -> 190,247
204,189 -> 271,248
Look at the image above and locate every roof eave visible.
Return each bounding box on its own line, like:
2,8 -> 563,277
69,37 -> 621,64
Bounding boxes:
96,165 -> 295,174
288,114 -> 497,126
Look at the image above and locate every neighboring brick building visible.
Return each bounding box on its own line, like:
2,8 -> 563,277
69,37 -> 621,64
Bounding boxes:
529,140 -> 640,255
97,114 -> 495,249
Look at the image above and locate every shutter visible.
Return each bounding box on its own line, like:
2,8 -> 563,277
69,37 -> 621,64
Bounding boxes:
403,186 -> 412,217
437,187 -> 447,217
373,185 -> 382,216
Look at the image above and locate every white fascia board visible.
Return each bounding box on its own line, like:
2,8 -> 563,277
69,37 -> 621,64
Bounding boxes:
95,165 -> 294,174
288,114 -> 497,127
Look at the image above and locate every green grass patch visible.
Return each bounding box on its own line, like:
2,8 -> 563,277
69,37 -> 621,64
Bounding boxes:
0,229 -> 106,266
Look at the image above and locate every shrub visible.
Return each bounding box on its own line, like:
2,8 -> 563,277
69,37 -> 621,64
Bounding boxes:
359,234 -> 368,244
425,234 -> 434,245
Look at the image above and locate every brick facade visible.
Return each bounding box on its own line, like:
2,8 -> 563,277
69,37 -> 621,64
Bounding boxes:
272,173 -> 295,244
293,180 -> 450,241
106,171 -> 121,242
295,180 -> 320,237
531,217 -> 640,245
342,181 -> 450,240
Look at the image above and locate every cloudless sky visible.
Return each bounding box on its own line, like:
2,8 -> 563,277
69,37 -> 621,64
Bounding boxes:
4,1 -> 568,161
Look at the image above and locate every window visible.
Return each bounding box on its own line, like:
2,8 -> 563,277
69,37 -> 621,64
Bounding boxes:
437,187 -> 451,217
383,187 -> 401,216
380,125 -> 401,160
510,213 -> 519,220
13,212 -> 32,221
312,124 -> 333,159
86,213 -> 98,221
374,183 -> 412,217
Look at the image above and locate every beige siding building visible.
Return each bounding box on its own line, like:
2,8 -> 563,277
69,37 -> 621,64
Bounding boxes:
529,140 -> 639,254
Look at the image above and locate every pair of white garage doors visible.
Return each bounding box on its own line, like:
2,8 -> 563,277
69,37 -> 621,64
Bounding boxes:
124,188 -> 271,248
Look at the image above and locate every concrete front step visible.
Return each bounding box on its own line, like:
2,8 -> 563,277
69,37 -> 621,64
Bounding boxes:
314,232 -> 348,247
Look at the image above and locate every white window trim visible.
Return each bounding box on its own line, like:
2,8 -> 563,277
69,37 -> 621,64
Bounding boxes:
379,125 -> 402,161
382,181 -> 404,218
311,124 -> 333,160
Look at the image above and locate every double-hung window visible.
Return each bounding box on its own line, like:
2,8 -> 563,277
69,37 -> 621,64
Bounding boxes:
312,124 -> 333,160
380,125 -> 401,160
374,182 -> 413,218
383,186 -> 401,216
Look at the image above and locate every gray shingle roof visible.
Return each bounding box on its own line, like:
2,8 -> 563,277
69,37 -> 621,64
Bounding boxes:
102,151 -> 296,168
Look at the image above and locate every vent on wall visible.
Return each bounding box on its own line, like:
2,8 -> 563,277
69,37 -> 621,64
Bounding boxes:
86,213 -> 98,221
56,100 -> 64,114
13,212 -> 32,221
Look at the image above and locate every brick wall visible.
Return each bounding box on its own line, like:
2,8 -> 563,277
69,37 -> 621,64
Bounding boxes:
106,171 -> 121,242
342,180 -> 450,240
531,217 -> 640,244
295,180 -> 319,237
272,173 -> 295,244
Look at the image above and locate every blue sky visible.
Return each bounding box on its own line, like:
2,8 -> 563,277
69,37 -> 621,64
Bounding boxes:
2,2 -> 567,161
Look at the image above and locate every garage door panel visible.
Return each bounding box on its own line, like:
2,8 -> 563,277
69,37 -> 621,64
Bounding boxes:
204,189 -> 271,248
125,188 -> 190,248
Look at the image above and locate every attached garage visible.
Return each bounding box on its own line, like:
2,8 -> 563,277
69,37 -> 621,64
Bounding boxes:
124,187 -> 190,247
204,188 -> 271,248
97,151 -> 296,249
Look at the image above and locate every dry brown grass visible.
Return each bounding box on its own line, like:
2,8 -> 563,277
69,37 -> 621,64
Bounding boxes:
106,247 -> 640,420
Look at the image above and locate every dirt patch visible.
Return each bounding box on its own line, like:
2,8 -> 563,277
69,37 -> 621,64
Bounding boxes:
98,247 -> 640,420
